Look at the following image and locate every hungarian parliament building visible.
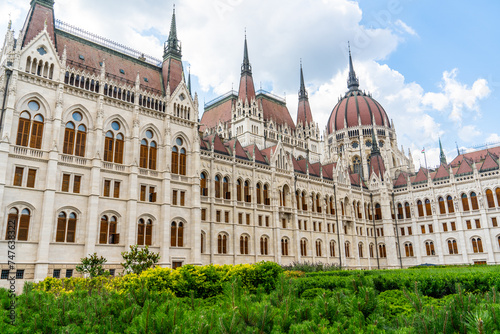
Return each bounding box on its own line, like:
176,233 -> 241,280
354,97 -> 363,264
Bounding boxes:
1,0 -> 499,285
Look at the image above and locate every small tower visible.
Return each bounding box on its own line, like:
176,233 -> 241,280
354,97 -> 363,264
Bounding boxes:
231,35 -> 263,148
347,42 -> 359,91
162,7 -> 184,96
369,128 -> 386,181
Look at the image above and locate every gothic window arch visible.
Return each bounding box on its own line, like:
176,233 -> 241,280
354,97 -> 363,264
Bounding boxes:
447,195 -> 455,213
214,175 -> 221,198
56,211 -> 77,243
137,218 -> 153,246
260,235 -> 269,255
425,241 -> 435,256
244,180 -> 251,203
302,191 -> 307,211
281,237 -> 289,256
329,240 -> 336,257
344,241 -> 350,257
486,189 -> 495,208
424,199 -> 432,216
352,155 -> 361,174
104,121 -> 124,163
461,193 -> 470,212
201,231 -> 206,254
447,239 -> 458,254
171,221 -> 184,247
417,200 -> 424,217
16,101 -> 45,149
378,244 -> 387,258
140,130 -> 157,170
496,188 -> 500,207
223,176 -> 230,199
63,111 -> 87,157
5,207 -> 31,241
369,243 -> 374,258
375,203 -> 382,220
470,192 -> 479,210
316,239 -> 323,257
171,137 -> 187,175
438,197 -> 446,214
300,238 -> 308,256
397,203 -> 403,219
99,215 -> 119,244
358,242 -> 364,258
263,184 -> 270,205
218,233 -> 228,254
471,237 -> 483,253
200,172 -> 208,196
404,242 -> 414,257
236,179 -> 242,202
404,202 -> 411,218
256,183 -> 262,204
240,234 -> 250,255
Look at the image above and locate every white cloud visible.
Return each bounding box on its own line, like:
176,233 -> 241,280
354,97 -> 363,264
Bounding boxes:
486,133 -> 500,143
422,69 -> 490,123
458,125 -> 482,142
394,19 -> 417,36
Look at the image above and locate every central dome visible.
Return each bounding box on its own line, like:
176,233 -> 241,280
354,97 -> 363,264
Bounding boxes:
327,90 -> 390,134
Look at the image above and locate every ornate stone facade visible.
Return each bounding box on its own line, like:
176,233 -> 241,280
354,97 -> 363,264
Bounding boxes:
0,1 -> 499,289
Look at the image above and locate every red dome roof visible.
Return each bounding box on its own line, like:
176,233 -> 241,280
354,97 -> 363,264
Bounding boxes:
327,90 -> 390,134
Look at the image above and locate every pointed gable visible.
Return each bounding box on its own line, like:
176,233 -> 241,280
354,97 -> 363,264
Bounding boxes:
201,97 -> 236,132
309,162 -> 321,177
455,158 -> 473,176
212,135 -> 229,155
369,155 -> 386,181
479,152 -> 499,172
412,168 -> 429,184
292,156 -> 306,174
433,164 -> 450,180
230,139 -> 249,160
261,145 -> 277,162
450,146 -> 500,166
322,163 -> 336,180
394,171 -> 408,188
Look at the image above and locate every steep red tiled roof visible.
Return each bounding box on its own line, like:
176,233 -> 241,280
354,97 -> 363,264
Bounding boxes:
261,145 -> 277,161
309,162 -> 321,177
56,34 -> 163,93
22,3 -> 56,48
238,73 -> 256,102
433,164 -> 450,179
292,157 -> 306,173
244,144 -> 268,164
163,58 -> 184,95
297,99 -> 313,125
212,135 -> 229,155
200,98 -> 235,132
412,168 -> 429,183
480,152 -> 499,172
455,158 -> 473,176
394,172 -> 408,187
200,136 -> 209,150
227,139 -> 249,160
322,163 -> 336,180
369,154 -> 386,180
450,146 -> 500,167
259,97 -> 296,130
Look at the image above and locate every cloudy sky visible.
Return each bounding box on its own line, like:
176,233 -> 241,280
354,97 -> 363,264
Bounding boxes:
2,0 -> 499,169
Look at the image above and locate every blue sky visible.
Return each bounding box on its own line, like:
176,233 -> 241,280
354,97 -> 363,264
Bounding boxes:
2,0 -> 498,169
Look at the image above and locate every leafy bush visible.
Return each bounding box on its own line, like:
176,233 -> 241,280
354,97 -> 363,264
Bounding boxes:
121,245 -> 160,275
75,253 -> 107,278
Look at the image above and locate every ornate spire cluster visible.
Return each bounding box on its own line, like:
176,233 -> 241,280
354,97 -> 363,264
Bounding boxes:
439,138 -> 447,165
164,6 -> 182,60
347,42 -> 359,91
371,128 -> 380,155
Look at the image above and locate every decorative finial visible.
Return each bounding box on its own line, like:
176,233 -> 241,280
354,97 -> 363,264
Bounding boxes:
347,41 -> 359,91
8,13 -> 11,30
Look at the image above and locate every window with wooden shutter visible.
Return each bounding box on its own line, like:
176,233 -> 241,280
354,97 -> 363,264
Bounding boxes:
5,210 -> 18,240
461,194 -> 469,211
140,185 -> 147,201
149,187 -> 157,203
470,192 -> 479,210
66,213 -> 76,243
171,222 -> 177,246
149,142 -> 157,170
438,197 -> 445,214
171,147 -> 179,174
13,167 -> 23,186
30,115 -> 44,149
17,209 -> 30,241
109,217 -> 117,244
137,219 -> 145,245
140,140 -> 148,168
62,174 -> 71,192
16,113 -> 31,146
99,216 -> 108,244
114,134 -> 124,164
56,212 -> 66,242
104,132 -> 114,162
63,123 -> 76,154
172,190 -> 177,205
113,181 -> 120,198
103,180 -> 111,197
179,148 -> 186,175
75,125 -> 86,157
73,175 -> 81,193
26,169 -> 36,188
178,222 -> 183,247
145,220 -> 152,246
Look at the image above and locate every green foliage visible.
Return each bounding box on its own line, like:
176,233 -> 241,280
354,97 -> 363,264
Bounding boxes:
121,245 -> 161,275
75,252 -> 107,278
2,264 -> 500,333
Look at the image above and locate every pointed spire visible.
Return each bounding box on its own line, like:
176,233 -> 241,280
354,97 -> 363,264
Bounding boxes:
439,138 -> 447,165
298,59 -> 308,100
187,66 -> 192,97
241,32 -> 252,75
456,141 -> 460,156
164,5 -> 182,60
347,42 -> 359,91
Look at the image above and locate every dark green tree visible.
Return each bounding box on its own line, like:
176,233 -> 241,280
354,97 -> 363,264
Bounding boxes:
121,245 -> 160,275
75,253 -> 107,278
